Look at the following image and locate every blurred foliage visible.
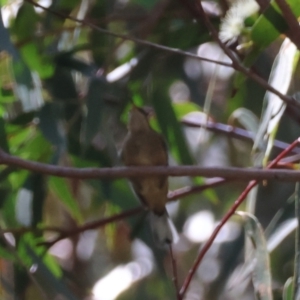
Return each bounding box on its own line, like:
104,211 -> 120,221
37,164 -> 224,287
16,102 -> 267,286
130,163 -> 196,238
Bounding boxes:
0,0 -> 299,299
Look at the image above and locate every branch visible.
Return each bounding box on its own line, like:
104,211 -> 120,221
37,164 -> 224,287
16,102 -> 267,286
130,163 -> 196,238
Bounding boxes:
24,0 -> 300,109
23,1 -> 300,107
2,148 -> 300,181
275,0 -> 300,50
179,181 -> 257,298
2,179 -> 229,246
179,137 -> 300,298
168,178 -> 229,201
40,206 -> 144,248
190,1 -> 300,110
181,119 -> 300,154
24,0 -> 232,68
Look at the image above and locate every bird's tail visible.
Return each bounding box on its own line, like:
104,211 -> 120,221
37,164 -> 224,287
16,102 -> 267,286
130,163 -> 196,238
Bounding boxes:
149,211 -> 178,245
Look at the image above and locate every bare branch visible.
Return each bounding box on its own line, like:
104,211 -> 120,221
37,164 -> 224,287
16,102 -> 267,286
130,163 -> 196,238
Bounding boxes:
24,0 -> 300,109
168,178 -> 229,202
40,206 -> 144,248
24,0 -> 232,68
1,180 -> 229,246
181,119 -> 300,154
189,1 -> 300,110
2,148 -> 300,181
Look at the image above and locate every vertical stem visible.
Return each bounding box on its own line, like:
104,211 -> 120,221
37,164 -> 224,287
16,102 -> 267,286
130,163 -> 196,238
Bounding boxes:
294,182 -> 300,299
169,244 -> 180,299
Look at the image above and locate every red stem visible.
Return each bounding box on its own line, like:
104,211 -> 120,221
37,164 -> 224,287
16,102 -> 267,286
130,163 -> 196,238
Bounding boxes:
179,138 -> 300,298
179,180 -> 257,297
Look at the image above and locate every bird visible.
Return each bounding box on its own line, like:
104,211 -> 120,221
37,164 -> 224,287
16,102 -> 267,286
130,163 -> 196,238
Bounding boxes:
121,105 -> 178,245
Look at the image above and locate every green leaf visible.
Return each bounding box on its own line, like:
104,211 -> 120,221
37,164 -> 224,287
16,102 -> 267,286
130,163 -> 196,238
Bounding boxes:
56,0 -> 81,10
172,102 -> 201,119
16,235 -> 78,299
251,4 -> 286,48
10,112 -> 35,125
12,130 -> 52,162
251,0 -> 300,48
12,3 -> 39,40
1,190 -> 19,227
0,243 -> 16,261
295,182 -> 300,299
131,0 -> 160,10
24,174 -> 46,227
82,78 -> 106,148
227,82 -> 246,114
152,91 -> 194,165
38,103 -> 66,155
283,277 -> 294,300
110,179 -> 139,209
253,38 -> 299,166
55,53 -> 97,77
14,174 -> 46,228
229,108 -> 259,138
266,218 -> 297,252
0,10 -> 43,112
18,233 -> 61,277
238,211 -> 273,300
48,176 -> 83,223
0,52 -> 15,106
20,44 -> 54,79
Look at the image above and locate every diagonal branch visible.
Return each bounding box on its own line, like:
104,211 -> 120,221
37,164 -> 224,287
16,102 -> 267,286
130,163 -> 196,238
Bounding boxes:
40,206 -> 145,248
24,0 -> 300,111
23,0 -> 232,68
1,179 -> 230,245
179,137 -> 300,298
185,1 -> 300,110
168,178 -> 229,202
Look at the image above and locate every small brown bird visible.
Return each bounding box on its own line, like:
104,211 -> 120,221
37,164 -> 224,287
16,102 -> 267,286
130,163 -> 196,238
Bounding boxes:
121,105 -> 177,245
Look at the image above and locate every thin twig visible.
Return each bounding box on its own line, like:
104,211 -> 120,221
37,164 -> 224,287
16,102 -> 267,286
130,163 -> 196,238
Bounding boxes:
2,179 -> 229,243
24,0 -> 300,108
181,119 -> 300,154
179,181 -> 257,298
41,206 -> 144,248
179,138 -> 300,298
23,0 -> 232,68
190,1 -> 300,110
0,226 -> 62,235
27,0 -> 299,109
169,244 -> 180,299
168,178 -> 229,202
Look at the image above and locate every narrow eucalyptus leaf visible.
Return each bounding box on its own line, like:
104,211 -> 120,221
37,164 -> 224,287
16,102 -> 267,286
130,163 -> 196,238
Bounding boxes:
237,211 -> 273,300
